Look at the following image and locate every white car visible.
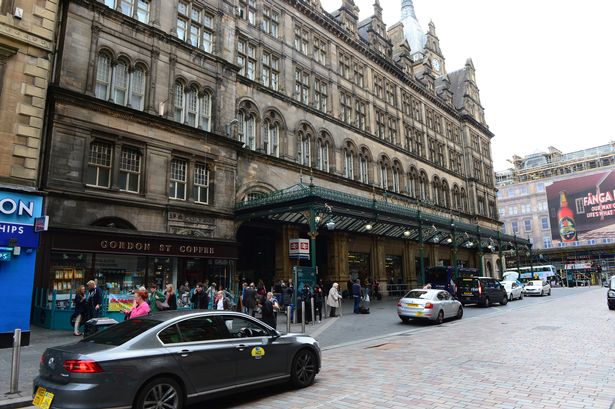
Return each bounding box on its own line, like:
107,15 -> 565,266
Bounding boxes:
397,289 -> 463,324
501,281 -> 524,301
524,280 -> 551,296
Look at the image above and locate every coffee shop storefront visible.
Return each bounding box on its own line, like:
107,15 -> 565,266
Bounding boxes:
33,227 -> 238,329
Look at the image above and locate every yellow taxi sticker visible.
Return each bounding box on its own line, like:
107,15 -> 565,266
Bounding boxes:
251,346 -> 266,359
33,387 -> 54,409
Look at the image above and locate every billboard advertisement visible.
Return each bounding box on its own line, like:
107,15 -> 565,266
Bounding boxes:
546,170 -> 615,243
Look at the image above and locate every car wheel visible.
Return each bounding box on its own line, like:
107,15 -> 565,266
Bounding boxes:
135,377 -> 183,409
540,290 -> 544,296
456,306 -> 463,320
400,316 -> 410,323
519,292 -> 524,300
500,295 -> 508,306
609,304 -> 615,311
484,297 -> 491,308
508,293 -> 513,301
290,349 -> 317,388
435,310 -> 444,324
548,289 -> 551,296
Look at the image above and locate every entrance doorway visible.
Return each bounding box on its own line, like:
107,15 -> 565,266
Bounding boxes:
237,225 -> 276,288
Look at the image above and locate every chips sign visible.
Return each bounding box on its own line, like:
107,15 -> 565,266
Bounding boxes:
289,238 -> 310,260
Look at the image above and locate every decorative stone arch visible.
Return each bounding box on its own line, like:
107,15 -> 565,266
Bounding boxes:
236,99 -> 260,149
236,181 -> 277,203
261,108 -> 286,157
295,121 -> 316,167
441,179 -> 451,208
315,128 -> 335,173
91,217 -> 137,230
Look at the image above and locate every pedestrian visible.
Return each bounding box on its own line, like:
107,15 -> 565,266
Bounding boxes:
164,284 -> 177,310
257,279 -> 267,298
240,282 -> 248,313
191,282 -> 208,309
352,279 -> 362,313
86,280 -> 102,320
244,282 -> 257,316
260,292 -> 278,329
123,290 -> 150,319
301,284 -> 313,323
215,290 -> 230,310
207,281 -> 217,309
148,284 -> 165,312
71,285 -> 86,336
347,277 -> 353,300
423,283 -> 432,289
327,282 -> 342,317
313,285 -> 324,323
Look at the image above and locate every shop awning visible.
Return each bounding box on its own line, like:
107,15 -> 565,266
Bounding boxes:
235,183 -> 529,251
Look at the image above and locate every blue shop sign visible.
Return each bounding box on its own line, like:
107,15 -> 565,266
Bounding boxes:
0,191 -> 44,248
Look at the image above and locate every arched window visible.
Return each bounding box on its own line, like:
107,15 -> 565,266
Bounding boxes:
408,169 -> 418,198
432,176 -> 441,206
186,86 -> 199,127
297,131 -> 311,165
317,139 -> 329,172
112,59 -> 128,105
263,119 -> 279,157
460,188 -> 468,212
419,172 -> 429,201
359,156 -> 369,184
392,166 -> 400,193
238,111 -> 256,150
173,81 -> 185,123
199,92 -> 212,131
344,149 -> 354,179
441,180 -> 450,208
130,65 -> 146,110
452,185 -> 461,210
380,163 -> 388,189
95,52 -> 112,100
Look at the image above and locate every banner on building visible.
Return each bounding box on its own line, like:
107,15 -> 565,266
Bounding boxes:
546,170 -> 615,244
289,239 -> 310,260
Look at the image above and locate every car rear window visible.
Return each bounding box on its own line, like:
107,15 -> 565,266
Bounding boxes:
403,290 -> 431,299
82,319 -> 159,346
457,278 -> 478,291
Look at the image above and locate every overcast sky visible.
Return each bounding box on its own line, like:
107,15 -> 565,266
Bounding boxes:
323,0 -> 614,171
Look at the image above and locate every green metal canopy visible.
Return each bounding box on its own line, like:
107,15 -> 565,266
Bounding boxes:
235,182 -> 529,252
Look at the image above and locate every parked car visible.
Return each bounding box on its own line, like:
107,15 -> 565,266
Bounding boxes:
607,277 -> 615,310
455,276 -> 508,307
397,289 -> 463,324
523,280 -> 551,296
501,280 -> 524,301
33,311 -> 320,409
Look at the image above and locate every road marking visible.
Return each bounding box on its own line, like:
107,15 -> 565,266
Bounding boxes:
309,316 -> 339,339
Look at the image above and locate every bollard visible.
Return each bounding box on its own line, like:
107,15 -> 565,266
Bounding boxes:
301,301 -> 306,333
339,297 -> 343,317
311,297 -> 316,326
9,328 -> 22,394
286,306 -> 291,334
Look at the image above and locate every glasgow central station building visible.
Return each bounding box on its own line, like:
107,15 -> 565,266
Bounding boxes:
34,0 -> 527,296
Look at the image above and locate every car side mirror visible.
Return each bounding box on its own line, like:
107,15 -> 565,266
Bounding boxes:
270,330 -> 281,339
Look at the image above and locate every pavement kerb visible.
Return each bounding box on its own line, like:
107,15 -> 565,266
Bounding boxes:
0,394 -> 31,409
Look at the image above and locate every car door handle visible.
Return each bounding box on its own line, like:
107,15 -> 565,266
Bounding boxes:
179,349 -> 191,357
236,344 -> 246,351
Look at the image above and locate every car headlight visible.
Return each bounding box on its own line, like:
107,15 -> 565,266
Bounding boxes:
608,290 -> 615,297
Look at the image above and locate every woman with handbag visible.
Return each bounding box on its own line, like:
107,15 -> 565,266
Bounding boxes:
149,284 -> 165,312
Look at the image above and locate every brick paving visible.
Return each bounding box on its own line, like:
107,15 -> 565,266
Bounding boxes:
208,287 -> 615,409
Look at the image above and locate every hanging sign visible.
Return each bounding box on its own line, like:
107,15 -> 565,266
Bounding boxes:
289,239 -> 310,260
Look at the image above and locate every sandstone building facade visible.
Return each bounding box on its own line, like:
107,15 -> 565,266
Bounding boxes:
37,0 -> 519,295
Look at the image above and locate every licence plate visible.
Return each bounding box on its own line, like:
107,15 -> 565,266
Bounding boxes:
407,303 -> 419,308
33,386 -> 54,409
463,292 -> 472,296
415,311 -> 423,317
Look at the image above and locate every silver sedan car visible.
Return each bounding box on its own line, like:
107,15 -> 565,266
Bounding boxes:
33,311 -> 320,409
397,289 -> 463,324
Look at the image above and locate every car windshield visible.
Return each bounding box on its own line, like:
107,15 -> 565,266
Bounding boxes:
610,278 -> 615,290
529,281 -> 542,287
403,290 -> 431,299
82,318 -> 159,346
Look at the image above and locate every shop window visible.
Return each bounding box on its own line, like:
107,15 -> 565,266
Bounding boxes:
385,255 -> 402,283
95,253 -> 147,293
348,252 -> 370,282
50,252 -> 92,295
86,141 -> 112,188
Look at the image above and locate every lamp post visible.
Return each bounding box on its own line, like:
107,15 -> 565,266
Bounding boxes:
476,225 -> 484,276
450,219 -> 458,280
306,204 -> 334,270
497,230 -> 503,278
418,209 -> 425,286
513,234 -> 520,274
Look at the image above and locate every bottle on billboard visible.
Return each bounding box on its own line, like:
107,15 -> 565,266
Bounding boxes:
558,191 -> 577,242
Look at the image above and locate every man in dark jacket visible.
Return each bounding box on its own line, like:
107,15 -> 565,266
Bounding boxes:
352,279 -> 362,314
191,282 -> 208,309
86,280 -> 102,319
243,283 -> 257,317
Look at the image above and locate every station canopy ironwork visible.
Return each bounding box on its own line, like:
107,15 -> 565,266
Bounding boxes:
235,182 -> 529,252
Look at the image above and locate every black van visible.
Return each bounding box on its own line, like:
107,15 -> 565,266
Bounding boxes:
456,276 -> 508,307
